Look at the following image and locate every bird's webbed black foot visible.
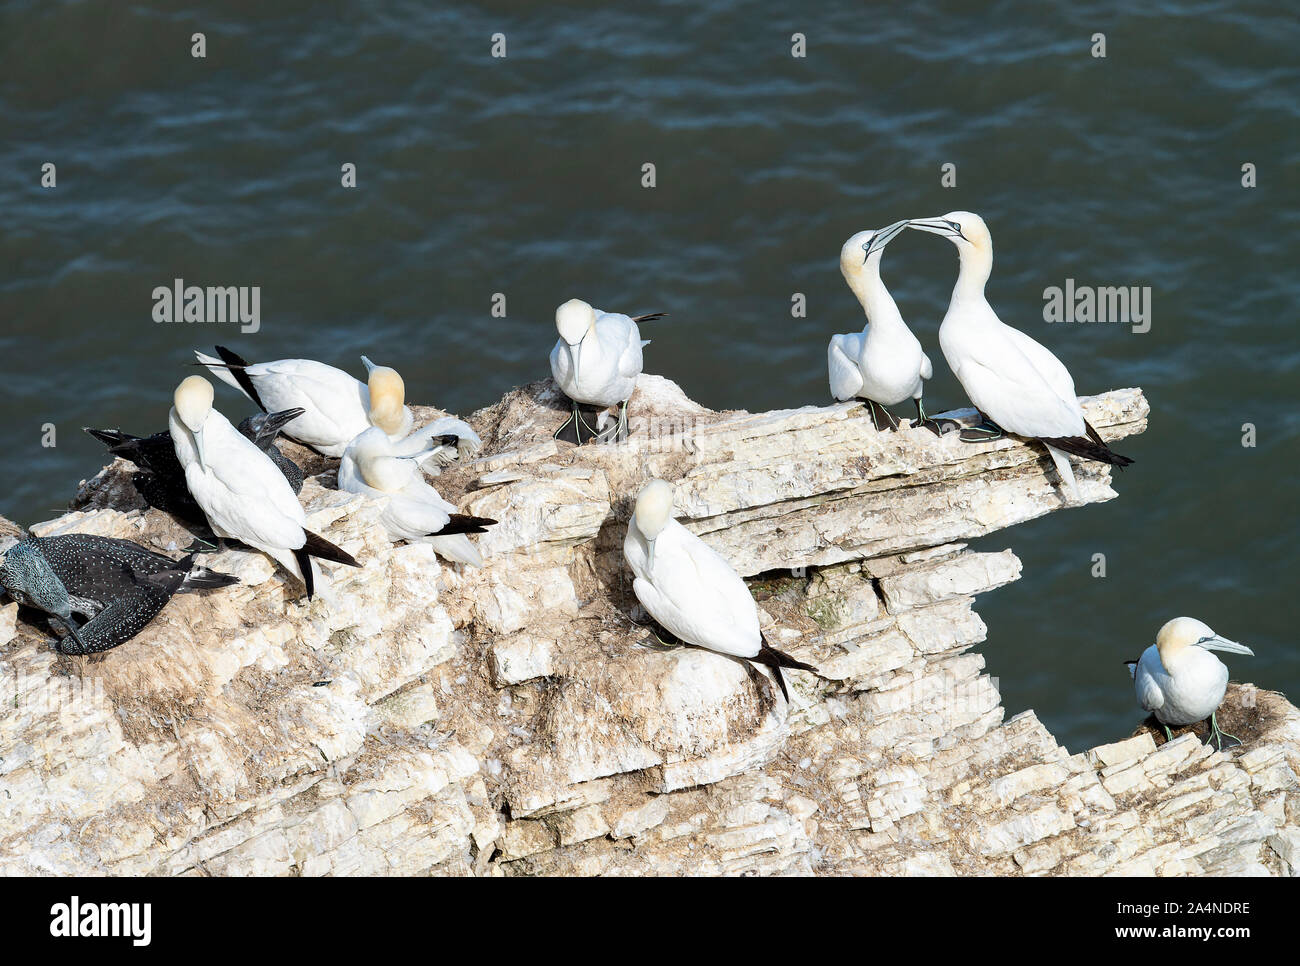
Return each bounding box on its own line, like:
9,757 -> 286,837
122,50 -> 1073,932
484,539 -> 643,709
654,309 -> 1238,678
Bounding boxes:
862,399 -> 901,432
913,399 -> 961,437
959,415 -> 1006,443
592,401 -> 630,445
1206,711 -> 1243,751
554,399 -> 608,446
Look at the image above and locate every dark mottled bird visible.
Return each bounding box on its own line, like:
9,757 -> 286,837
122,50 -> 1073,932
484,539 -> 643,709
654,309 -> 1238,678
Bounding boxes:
85,407 -> 306,529
0,534 -> 239,654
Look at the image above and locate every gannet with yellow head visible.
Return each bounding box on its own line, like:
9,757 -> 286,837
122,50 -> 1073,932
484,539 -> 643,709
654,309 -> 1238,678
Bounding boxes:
194,346 -> 480,468
169,375 -> 359,599
827,220 -> 943,433
549,298 -> 662,445
1128,616 -> 1254,750
907,211 -> 1133,500
623,478 -> 821,703
338,427 -> 497,567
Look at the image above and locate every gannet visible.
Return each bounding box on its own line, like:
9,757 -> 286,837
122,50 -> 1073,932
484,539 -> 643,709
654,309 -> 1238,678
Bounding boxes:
907,211 -> 1133,499
828,220 -> 944,434
549,299 -> 663,445
623,479 -> 820,702
194,346 -> 481,469
169,375 -> 360,599
1127,616 -> 1254,750
86,407 -> 305,532
338,427 -> 498,567
0,533 -> 238,654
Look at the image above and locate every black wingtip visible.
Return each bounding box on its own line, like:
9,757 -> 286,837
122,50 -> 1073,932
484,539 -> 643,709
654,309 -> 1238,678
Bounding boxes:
292,546 -> 315,599
302,529 -> 361,569
440,513 -> 499,536
631,312 -> 667,324
213,345 -> 266,413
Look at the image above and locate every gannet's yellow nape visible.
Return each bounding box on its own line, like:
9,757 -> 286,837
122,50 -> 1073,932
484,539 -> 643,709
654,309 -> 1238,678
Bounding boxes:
173,375 -> 214,432
366,365 -> 406,436
633,478 -> 673,569
1155,616 -> 1255,668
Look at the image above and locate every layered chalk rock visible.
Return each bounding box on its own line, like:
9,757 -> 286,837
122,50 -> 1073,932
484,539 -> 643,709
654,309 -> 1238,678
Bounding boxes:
1,377 -> 1297,876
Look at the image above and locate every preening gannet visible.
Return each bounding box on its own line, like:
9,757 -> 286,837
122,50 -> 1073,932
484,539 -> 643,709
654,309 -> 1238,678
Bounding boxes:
907,211 -> 1133,499
1128,616 -> 1254,750
169,375 -> 360,599
550,298 -> 663,445
338,427 -> 498,567
195,346 -> 480,468
86,407 -> 305,533
0,533 -> 238,654
828,220 -> 943,434
623,478 -> 820,702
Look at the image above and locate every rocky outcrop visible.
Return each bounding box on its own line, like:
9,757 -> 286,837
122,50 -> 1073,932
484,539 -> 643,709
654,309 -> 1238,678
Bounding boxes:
1,378 -> 1296,876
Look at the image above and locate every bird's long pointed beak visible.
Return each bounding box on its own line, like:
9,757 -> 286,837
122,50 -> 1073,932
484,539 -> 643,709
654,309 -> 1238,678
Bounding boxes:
60,617 -> 87,653
646,537 -> 656,572
1196,635 -> 1255,657
261,407 -> 306,437
863,220 -> 909,260
192,427 -> 207,467
908,216 -> 964,238
569,342 -> 582,380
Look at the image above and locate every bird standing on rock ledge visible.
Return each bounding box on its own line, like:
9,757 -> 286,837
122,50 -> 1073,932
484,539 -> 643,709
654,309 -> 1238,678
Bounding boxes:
169,375 -> 361,600
1127,616 -> 1254,751
623,478 -> 822,703
550,298 -> 664,445
907,211 -> 1133,501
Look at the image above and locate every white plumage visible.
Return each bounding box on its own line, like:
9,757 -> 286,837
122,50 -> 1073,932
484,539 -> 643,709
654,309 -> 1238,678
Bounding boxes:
623,479 -> 817,702
338,427 -> 490,568
550,299 -> 647,409
908,211 -> 1132,500
169,376 -> 324,593
827,221 -> 935,431
1130,616 -> 1254,748
195,347 -> 480,468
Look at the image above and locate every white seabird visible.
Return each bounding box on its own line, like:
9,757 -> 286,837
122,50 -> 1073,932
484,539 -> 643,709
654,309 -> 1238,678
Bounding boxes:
169,375 -> 360,599
828,220 -> 943,433
1128,616 -> 1254,750
907,211 -> 1133,500
338,427 -> 497,568
622,478 -> 820,702
549,298 -> 663,445
195,346 -> 480,468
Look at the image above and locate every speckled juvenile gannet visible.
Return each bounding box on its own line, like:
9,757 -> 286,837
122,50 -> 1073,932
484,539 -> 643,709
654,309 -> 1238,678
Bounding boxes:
907,211 -> 1133,500
86,407 -> 305,531
550,299 -> 664,445
0,533 -> 238,654
195,346 -> 480,469
623,479 -> 820,702
169,376 -> 360,599
828,220 -> 944,434
1127,616 -> 1254,750
338,427 -> 498,567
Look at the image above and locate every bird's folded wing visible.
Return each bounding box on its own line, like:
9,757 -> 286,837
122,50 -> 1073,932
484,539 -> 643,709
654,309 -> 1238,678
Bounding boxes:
953,345 -> 1085,439
827,333 -> 865,401
632,537 -> 761,656
1001,325 -> 1078,405
1136,669 -> 1165,713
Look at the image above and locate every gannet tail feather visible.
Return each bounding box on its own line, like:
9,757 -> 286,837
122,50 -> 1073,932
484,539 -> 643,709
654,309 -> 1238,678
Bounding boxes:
631,312 -> 667,324
193,350 -> 250,398
291,547 -> 316,599
442,514 -> 498,535
301,530 -> 361,569
754,637 -> 820,702
213,346 -> 267,413
1039,429 -> 1134,468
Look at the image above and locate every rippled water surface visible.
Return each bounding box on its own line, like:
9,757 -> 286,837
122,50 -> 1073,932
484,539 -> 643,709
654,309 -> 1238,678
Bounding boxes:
1,0 -> 1296,751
